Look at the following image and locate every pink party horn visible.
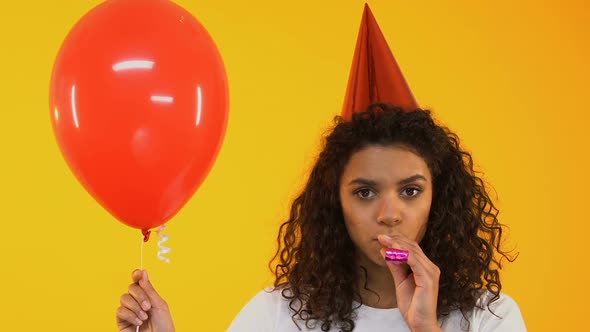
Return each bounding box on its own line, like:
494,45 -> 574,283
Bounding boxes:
385,248 -> 409,264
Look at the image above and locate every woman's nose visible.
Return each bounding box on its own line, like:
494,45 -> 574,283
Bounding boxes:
377,195 -> 401,226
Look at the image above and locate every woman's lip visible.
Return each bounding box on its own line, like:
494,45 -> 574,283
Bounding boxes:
375,235 -> 396,241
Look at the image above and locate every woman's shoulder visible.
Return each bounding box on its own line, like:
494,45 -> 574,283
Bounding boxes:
247,286 -> 289,307
234,286 -> 286,314
226,286 -> 292,332
475,290 -> 522,315
441,291 -> 527,331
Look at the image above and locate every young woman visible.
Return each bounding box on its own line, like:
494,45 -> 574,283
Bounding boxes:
116,104 -> 526,331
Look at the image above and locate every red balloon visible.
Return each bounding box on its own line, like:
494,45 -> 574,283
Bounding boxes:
49,0 -> 229,232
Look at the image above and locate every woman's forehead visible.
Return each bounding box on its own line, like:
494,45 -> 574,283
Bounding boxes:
342,145 -> 431,181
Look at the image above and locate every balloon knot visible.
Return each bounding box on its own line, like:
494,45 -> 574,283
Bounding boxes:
142,229 -> 151,242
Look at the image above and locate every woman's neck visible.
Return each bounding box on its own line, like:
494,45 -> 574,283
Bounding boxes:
356,258 -> 398,309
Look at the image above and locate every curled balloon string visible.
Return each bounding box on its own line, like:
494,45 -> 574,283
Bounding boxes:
157,225 -> 171,263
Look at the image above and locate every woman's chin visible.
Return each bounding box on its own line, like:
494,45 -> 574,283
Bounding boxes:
373,256 -> 389,268
366,252 -> 389,269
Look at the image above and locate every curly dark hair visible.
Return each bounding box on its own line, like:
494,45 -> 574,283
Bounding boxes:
270,103 -> 515,331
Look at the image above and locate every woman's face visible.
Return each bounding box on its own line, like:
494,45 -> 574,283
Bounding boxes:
339,144 -> 433,268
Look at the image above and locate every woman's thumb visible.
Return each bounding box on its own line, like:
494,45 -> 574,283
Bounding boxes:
135,270 -> 167,307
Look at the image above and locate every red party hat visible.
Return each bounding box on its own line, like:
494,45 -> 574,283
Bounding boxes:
342,3 -> 418,120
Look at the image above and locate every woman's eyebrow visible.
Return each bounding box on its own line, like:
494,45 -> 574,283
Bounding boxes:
348,178 -> 377,186
348,174 -> 427,186
398,174 -> 427,186
348,174 -> 427,187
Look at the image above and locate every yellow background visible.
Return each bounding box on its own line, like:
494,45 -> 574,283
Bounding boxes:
1,0 -> 588,330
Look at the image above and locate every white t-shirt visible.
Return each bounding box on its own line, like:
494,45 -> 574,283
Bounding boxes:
227,288 -> 526,331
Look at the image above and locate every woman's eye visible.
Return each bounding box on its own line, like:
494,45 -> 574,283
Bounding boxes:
401,187 -> 421,197
356,188 -> 376,199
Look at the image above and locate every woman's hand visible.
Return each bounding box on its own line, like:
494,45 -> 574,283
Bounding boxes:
378,235 -> 442,332
116,270 -> 175,332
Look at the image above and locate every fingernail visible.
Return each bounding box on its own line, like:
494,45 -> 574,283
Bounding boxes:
144,270 -> 149,281
142,300 -> 151,311
136,318 -> 143,326
139,311 -> 148,320
385,248 -> 409,265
